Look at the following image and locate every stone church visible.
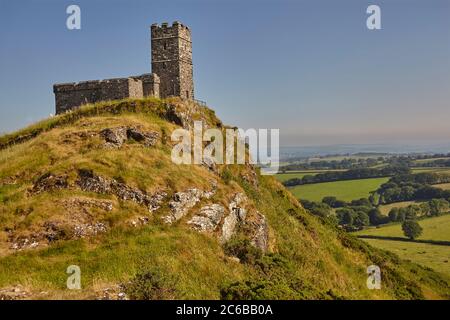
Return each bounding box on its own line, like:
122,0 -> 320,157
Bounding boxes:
53,21 -> 194,114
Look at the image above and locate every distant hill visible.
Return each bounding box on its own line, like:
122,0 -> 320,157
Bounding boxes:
0,97 -> 448,299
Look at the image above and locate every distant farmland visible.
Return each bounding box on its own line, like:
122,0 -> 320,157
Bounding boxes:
378,201 -> 418,215
275,170 -> 344,183
286,177 -> 389,202
356,215 -> 450,277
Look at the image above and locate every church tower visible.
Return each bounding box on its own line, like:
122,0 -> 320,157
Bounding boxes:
151,22 -> 194,100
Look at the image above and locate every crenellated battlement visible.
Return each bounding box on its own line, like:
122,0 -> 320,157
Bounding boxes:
150,21 -> 191,43
151,21 -> 190,30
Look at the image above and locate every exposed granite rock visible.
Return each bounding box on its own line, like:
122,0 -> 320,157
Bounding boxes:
202,157 -> 218,174
187,204 -> 225,232
9,220 -> 68,250
73,222 -> 108,238
250,212 -> 269,252
219,193 -> 269,252
61,198 -> 113,212
228,193 -> 247,221
221,211 -> 238,243
100,127 -> 128,148
241,165 -> 259,188
163,104 -> 195,129
9,237 -> 40,251
30,173 -> 68,195
126,127 -> 159,147
221,193 -> 247,243
97,284 -> 128,300
8,197 -> 115,251
76,169 -> 167,212
164,189 -> 205,224
41,221 -> 68,242
163,184 -> 216,224
100,126 -> 159,148
0,285 -> 31,300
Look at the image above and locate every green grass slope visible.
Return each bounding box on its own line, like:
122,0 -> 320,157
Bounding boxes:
0,98 -> 448,299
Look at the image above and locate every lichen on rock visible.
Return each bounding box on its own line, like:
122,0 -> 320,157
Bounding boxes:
187,204 -> 225,232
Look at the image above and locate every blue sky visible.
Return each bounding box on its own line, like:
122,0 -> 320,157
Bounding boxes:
0,0 -> 449,146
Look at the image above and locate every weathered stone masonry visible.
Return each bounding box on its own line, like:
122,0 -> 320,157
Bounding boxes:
151,21 -> 194,100
53,21 -> 193,114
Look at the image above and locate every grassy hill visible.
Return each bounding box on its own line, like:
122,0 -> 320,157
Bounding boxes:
0,98 -> 448,299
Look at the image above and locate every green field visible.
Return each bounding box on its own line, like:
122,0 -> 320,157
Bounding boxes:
287,177 -> 389,202
356,215 -> 450,277
357,215 -> 450,241
361,239 -> 449,277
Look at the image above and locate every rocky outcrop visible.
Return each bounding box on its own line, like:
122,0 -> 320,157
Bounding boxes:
126,127 -> 159,147
221,212 -> 238,243
8,197 -> 115,251
76,169 -> 167,212
187,204 -> 225,232
73,222 -> 108,238
221,193 -> 247,243
241,165 -> 259,188
30,173 -> 68,195
9,221 -> 108,251
9,237 -> 40,251
202,157 -> 218,174
163,187 -> 216,224
9,220 -> 68,250
0,285 -> 31,300
100,126 -> 159,148
183,191 -> 268,251
97,284 -> 128,300
61,198 -> 113,212
100,127 -> 128,148
163,104 -> 196,129
249,212 -> 269,251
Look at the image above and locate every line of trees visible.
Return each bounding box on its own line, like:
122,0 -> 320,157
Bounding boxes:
283,167 -> 410,187
280,153 -> 450,172
387,198 -> 449,222
302,196 -> 449,232
280,157 -> 382,171
376,172 -> 450,204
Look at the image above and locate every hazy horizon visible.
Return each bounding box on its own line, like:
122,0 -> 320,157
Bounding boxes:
0,0 -> 449,147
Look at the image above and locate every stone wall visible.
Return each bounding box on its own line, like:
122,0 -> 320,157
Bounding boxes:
53,74 -> 159,114
151,21 -> 194,100
138,73 -> 160,98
